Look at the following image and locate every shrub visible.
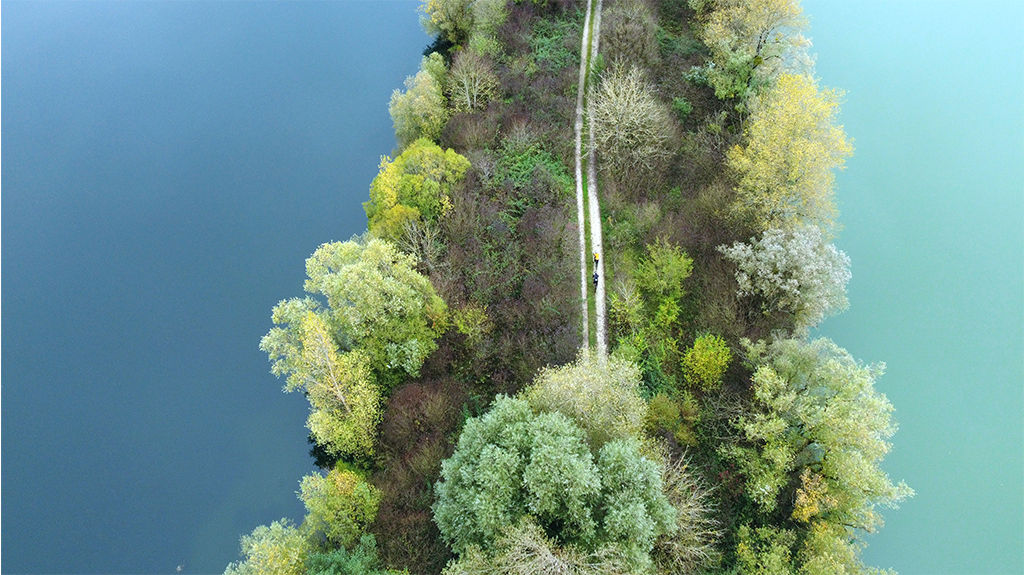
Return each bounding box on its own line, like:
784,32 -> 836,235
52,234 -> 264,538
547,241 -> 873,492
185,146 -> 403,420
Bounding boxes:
299,468 -> 383,550
681,333 -> 732,391
672,96 -> 693,121
524,352 -> 646,448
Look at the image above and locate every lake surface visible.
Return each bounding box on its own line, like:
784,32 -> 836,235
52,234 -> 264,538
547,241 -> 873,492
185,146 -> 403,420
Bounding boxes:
2,1 -> 1021,574
805,1 -> 1024,573
2,2 -> 427,573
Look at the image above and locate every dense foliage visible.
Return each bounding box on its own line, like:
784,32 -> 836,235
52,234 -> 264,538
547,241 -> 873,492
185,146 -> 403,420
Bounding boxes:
227,1 -> 908,574
433,395 -> 676,572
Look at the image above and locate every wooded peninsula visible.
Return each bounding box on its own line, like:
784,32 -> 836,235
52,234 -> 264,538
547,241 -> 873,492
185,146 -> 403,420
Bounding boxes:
224,0 -> 912,573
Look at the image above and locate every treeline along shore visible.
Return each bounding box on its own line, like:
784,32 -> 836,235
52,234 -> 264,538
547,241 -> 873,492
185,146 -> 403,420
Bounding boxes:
224,1 -> 912,574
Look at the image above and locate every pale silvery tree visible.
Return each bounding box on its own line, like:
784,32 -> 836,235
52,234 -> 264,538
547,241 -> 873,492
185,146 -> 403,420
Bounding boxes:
718,225 -> 850,333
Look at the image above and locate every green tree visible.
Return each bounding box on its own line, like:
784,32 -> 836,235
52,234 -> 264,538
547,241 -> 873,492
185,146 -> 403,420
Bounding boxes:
728,74 -> 853,231
734,525 -> 796,575
722,337 -> 912,573
681,333 -> 732,391
364,138 -> 470,242
421,0 -> 473,46
390,60 -> 449,150
524,352 -> 646,448
261,238 -> 446,457
433,395 -> 601,554
636,237 -> 694,308
299,468 -> 383,550
305,535 -> 406,575
225,519 -> 309,575
597,438 -> 679,568
301,238 -> 447,382
260,299 -> 380,458
432,396 -> 675,570
690,0 -> 810,104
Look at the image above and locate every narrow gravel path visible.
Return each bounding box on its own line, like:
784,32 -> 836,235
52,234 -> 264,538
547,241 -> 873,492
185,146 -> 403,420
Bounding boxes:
573,0 -> 594,352
586,0 -> 606,358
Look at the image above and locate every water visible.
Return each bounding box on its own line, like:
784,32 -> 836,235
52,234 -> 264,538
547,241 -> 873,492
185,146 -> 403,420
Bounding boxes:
804,1 -> 1024,572
3,1 -> 1022,574
2,2 -> 426,573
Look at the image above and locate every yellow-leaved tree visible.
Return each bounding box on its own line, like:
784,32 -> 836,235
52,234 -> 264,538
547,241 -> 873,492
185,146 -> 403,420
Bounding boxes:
364,138 -> 469,243
728,73 -> 853,232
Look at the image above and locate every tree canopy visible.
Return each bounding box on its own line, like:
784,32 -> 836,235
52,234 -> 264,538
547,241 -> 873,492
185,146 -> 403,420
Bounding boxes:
432,395 -> 676,572
721,337 -> 913,572
364,138 -> 470,242
728,74 -> 853,231
260,237 -> 447,457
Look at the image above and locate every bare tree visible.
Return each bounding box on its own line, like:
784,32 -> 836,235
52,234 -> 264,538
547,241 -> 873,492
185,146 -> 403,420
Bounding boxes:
449,50 -> 499,112
587,65 -> 676,187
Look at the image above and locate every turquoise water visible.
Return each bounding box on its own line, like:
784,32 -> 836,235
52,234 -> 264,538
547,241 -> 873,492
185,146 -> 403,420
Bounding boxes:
805,2 -> 1024,572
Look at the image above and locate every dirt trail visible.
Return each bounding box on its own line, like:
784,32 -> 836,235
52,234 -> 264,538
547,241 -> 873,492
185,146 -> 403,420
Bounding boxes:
586,0 -> 606,358
573,0 -> 594,352
572,0 -> 606,358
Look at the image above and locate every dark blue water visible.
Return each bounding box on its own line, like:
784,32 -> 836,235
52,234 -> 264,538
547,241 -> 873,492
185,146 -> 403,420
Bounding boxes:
2,2 -> 425,573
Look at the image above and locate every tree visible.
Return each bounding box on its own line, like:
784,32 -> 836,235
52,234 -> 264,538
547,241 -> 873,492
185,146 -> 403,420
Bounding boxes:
467,0 -> 506,56
524,351 -> 646,449
681,333 -> 732,391
432,396 -> 675,570
260,298 -> 380,458
727,74 -> 853,231
260,238 -> 447,457
690,0 -> 811,104
441,517 -> 633,575
721,337 -> 912,572
421,0 -> 473,46
364,138 -> 469,242
299,468 -> 383,550
300,238 -> 447,382
225,519 -> 308,575
734,525 -> 796,575
588,65 -> 676,185
636,237 -> 694,311
390,61 -> 449,150
449,50 -> 499,112
651,451 -> 720,574
718,224 -> 851,333
305,534 -> 406,575
601,0 -> 659,70
433,395 -> 601,555
623,238 -> 695,394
